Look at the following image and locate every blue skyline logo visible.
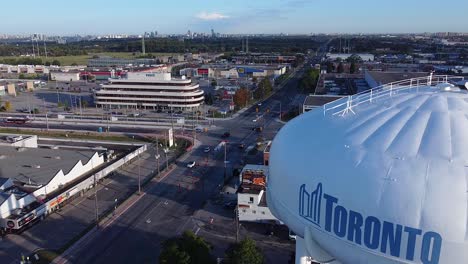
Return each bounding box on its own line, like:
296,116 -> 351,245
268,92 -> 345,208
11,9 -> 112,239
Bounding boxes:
299,183 -> 322,226
297,183 -> 442,264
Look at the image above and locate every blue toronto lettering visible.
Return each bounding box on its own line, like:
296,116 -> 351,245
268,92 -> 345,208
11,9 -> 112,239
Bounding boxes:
404,226 -> 422,260
323,193 -> 338,232
364,216 -> 381,249
347,210 -> 363,245
421,232 -> 442,264
299,184 -> 442,263
381,221 -> 402,257
333,205 -> 347,238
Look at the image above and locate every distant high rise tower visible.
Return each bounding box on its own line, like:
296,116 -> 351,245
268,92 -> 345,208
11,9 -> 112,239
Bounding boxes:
142,33 -> 146,55
246,36 -> 249,53
211,29 -> 216,38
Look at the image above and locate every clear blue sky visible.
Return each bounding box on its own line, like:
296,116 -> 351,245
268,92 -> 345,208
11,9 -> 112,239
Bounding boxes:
2,0 -> 467,35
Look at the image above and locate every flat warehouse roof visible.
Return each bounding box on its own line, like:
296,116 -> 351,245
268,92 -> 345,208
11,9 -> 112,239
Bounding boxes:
0,146 -> 98,186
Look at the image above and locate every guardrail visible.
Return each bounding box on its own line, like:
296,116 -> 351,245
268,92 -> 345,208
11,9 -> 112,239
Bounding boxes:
323,74 -> 467,116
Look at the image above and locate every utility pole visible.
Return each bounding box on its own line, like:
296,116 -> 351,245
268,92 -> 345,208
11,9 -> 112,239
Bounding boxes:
137,153 -> 141,194
165,151 -> 169,170
94,174 -> 99,226
279,101 -> 282,121
43,39 -> 48,59
235,205 -> 239,243
156,138 -> 160,175
224,141 -> 227,181
43,98 -> 49,131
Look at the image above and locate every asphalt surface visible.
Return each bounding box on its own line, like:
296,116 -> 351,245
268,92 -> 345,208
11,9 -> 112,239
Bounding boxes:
55,66 -> 305,264
0,63 -> 307,264
0,145 -> 176,264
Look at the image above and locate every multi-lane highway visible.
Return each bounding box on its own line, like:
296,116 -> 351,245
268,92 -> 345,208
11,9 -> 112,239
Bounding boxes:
51,65 -> 306,263
0,62 -> 307,263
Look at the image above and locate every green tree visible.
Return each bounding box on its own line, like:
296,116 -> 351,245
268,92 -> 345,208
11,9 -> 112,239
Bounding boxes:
300,68 -> 320,93
19,73 -> 25,79
350,62 -> 357,74
326,62 -> 334,73
51,59 -> 61,66
210,79 -> 217,87
159,231 -> 215,264
204,93 -> 214,105
224,238 -> 264,264
45,61 -> 51,66
337,62 -> 344,73
254,78 -> 273,100
160,242 -> 190,264
3,101 -> 13,111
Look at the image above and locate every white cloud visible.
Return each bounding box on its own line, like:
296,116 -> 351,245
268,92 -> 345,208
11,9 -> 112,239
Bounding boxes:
196,12 -> 229,21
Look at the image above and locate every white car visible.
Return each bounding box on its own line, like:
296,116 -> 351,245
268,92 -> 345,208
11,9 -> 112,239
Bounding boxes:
187,161 -> 196,168
204,147 -> 211,153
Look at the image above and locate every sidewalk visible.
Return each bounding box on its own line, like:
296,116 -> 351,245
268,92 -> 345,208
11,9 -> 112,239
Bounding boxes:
52,157 -> 178,264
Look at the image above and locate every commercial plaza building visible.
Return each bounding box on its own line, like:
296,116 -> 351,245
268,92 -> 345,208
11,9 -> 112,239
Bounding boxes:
94,72 -> 205,109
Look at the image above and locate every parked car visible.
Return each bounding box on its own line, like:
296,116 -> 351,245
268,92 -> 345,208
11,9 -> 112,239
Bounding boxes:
289,229 -> 297,240
223,201 -> 237,210
238,143 -> 245,149
187,161 -> 196,168
204,147 -> 211,153
221,132 -> 230,138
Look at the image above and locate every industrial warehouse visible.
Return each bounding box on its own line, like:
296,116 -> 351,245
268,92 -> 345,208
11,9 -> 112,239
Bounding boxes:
0,134 -> 146,234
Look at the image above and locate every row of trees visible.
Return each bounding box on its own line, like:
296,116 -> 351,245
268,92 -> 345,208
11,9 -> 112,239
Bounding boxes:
159,231 -> 264,264
232,78 -> 273,109
325,61 -> 358,74
300,68 -> 320,93
253,78 -> 273,100
0,36 -> 323,57
0,57 -> 61,66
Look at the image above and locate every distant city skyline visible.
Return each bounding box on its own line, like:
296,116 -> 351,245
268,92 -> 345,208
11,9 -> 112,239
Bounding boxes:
1,0 -> 467,35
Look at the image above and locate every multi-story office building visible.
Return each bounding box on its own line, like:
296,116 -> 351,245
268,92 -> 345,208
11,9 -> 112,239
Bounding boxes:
94,72 -> 204,109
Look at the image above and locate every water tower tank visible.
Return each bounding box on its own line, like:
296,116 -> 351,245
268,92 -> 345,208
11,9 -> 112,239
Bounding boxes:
268,76 -> 468,264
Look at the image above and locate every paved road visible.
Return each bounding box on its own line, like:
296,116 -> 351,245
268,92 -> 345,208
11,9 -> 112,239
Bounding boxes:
0,145 -> 176,264
0,62 -> 306,263
54,66 -> 305,264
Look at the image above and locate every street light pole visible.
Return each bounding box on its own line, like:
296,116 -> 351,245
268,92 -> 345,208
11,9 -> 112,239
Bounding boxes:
224,141 -> 227,181
156,138 -> 160,175
235,205 -> 239,243
43,98 -> 49,132
94,174 -> 99,227
279,101 -> 282,121
137,153 -> 141,195
165,151 -> 169,171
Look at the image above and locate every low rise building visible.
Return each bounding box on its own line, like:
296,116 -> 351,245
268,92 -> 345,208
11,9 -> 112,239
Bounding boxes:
302,95 -> 343,113
365,71 -> 429,88
326,53 -> 374,62
94,72 -> 204,110
237,165 -> 279,224
50,72 -> 80,82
